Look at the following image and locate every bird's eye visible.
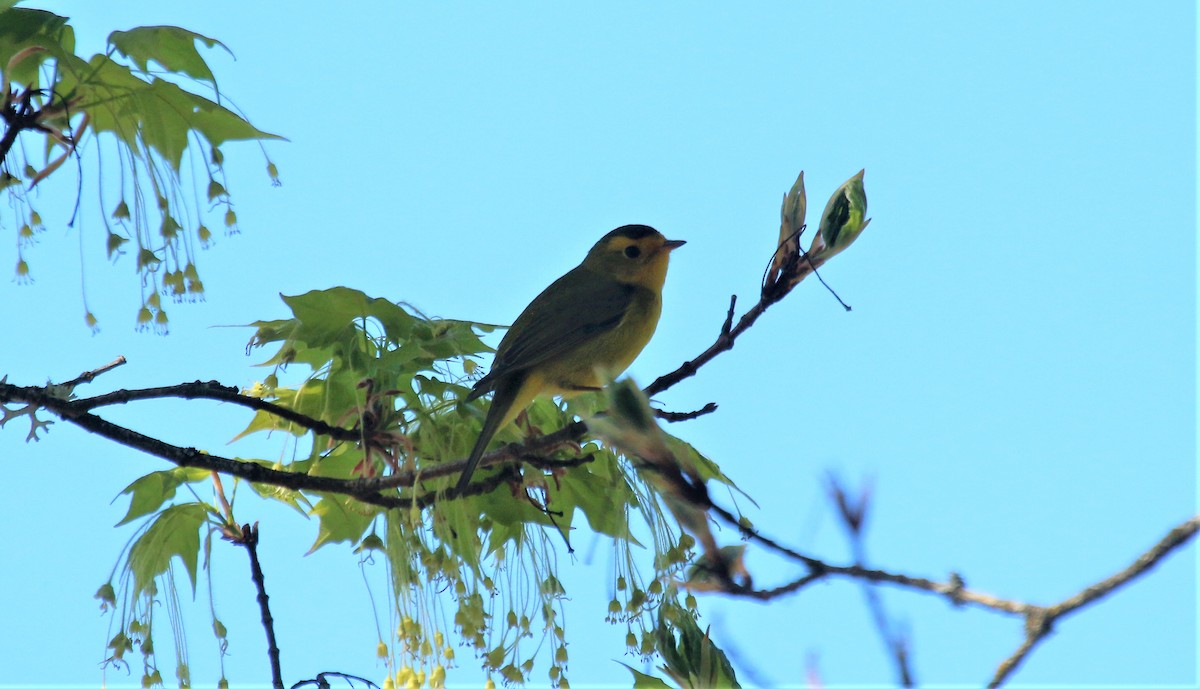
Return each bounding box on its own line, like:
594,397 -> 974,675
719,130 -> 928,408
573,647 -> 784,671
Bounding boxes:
624,245 -> 641,259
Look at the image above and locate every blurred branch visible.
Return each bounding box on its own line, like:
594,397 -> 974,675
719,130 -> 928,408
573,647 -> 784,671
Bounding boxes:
652,402 -> 718,422
705,500 -> 1199,688
987,514 -> 1200,688
825,473 -> 914,688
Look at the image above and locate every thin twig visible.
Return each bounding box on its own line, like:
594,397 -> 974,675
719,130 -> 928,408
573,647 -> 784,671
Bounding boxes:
987,514 -> 1200,688
825,474 -> 913,687
0,380 -> 596,507
1,380 -> 400,506
59,355 -> 127,389
643,248 -> 828,398
229,523 -> 284,689
290,672 -> 380,689
706,499 -> 1197,688
73,381 -> 362,442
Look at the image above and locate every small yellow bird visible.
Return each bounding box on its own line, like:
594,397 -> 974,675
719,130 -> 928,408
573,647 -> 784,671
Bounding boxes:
456,224 -> 685,494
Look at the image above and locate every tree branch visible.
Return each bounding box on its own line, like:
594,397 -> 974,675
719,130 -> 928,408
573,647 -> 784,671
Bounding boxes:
59,355 -> 127,389
73,380 -> 362,442
825,474 -> 914,687
644,248 -> 831,398
705,501 -> 1198,688
987,514 -> 1200,688
0,380 -> 598,508
227,523 -> 285,689
22,353 -> 1189,686
2,380 -> 405,507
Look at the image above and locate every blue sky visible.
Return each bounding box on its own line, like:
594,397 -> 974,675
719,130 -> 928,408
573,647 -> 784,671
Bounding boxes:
1,2 -> 1195,687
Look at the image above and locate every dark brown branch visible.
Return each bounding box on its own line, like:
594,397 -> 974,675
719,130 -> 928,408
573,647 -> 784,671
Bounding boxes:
652,403 -> 718,422
644,236 -> 838,399
644,287 -> 798,398
74,381 -> 362,442
291,672 -> 380,689
0,88 -> 35,164
987,514 -> 1200,688
712,499 -> 1028,614
67,380 -> 595,490
408,453 -> 596,510
2,381 -> 406,508
228,523 -> 284,689
0,86 -> 77,177
34,364 -> 1190,686
706,500 -> 1198,688
359,420 -> 591,491
0,380 -> 599,508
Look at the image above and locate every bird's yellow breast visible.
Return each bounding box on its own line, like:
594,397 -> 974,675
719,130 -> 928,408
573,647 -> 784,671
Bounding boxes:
539,285 -> 662,395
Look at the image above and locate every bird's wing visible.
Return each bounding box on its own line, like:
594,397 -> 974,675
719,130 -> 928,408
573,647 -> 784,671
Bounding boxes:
472,268 -> 636,395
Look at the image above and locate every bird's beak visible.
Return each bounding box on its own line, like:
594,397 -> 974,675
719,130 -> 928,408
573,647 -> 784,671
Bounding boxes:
663,239 -> 686,251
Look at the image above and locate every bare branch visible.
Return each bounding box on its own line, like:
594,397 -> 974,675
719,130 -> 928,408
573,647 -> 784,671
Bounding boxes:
704,500 -> 1197,688
0,380 -> 597,509
226,523 -> 285,689
825,473 -> 914,687
291,672 -> 380,689
644,247 -> 832,398
59,356 -> 127,389
73,381 -> 362,442
988,514 -> 1200,688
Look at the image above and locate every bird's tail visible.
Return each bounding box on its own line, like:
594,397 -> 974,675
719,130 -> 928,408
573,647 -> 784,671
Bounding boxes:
455,374 -> 527,495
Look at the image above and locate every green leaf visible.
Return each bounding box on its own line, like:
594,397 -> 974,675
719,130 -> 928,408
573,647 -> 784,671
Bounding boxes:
0,8 -> 75,90
308,442 -> 366,479
656,602 -> 740,689
282,287 -> 418,350
116,466 -> 211,525
555,460 -> 638,540
478,488 -> 553,529
230,407 -> 306,442
127,502 -> 214,598
620,664 -> 675,689
238,459 -> 311,514
243,317 -> 297,352
108,25 -> 231,86
664,436 -> 750,500
486,519 -> 526,554
308,493 -> 379,553
59,55 -> 282,172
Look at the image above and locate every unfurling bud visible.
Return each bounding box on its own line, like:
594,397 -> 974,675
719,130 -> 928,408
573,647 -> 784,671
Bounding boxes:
767,171 -> 807,285
779,170 -> 807,247
813,169 -> 870,260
